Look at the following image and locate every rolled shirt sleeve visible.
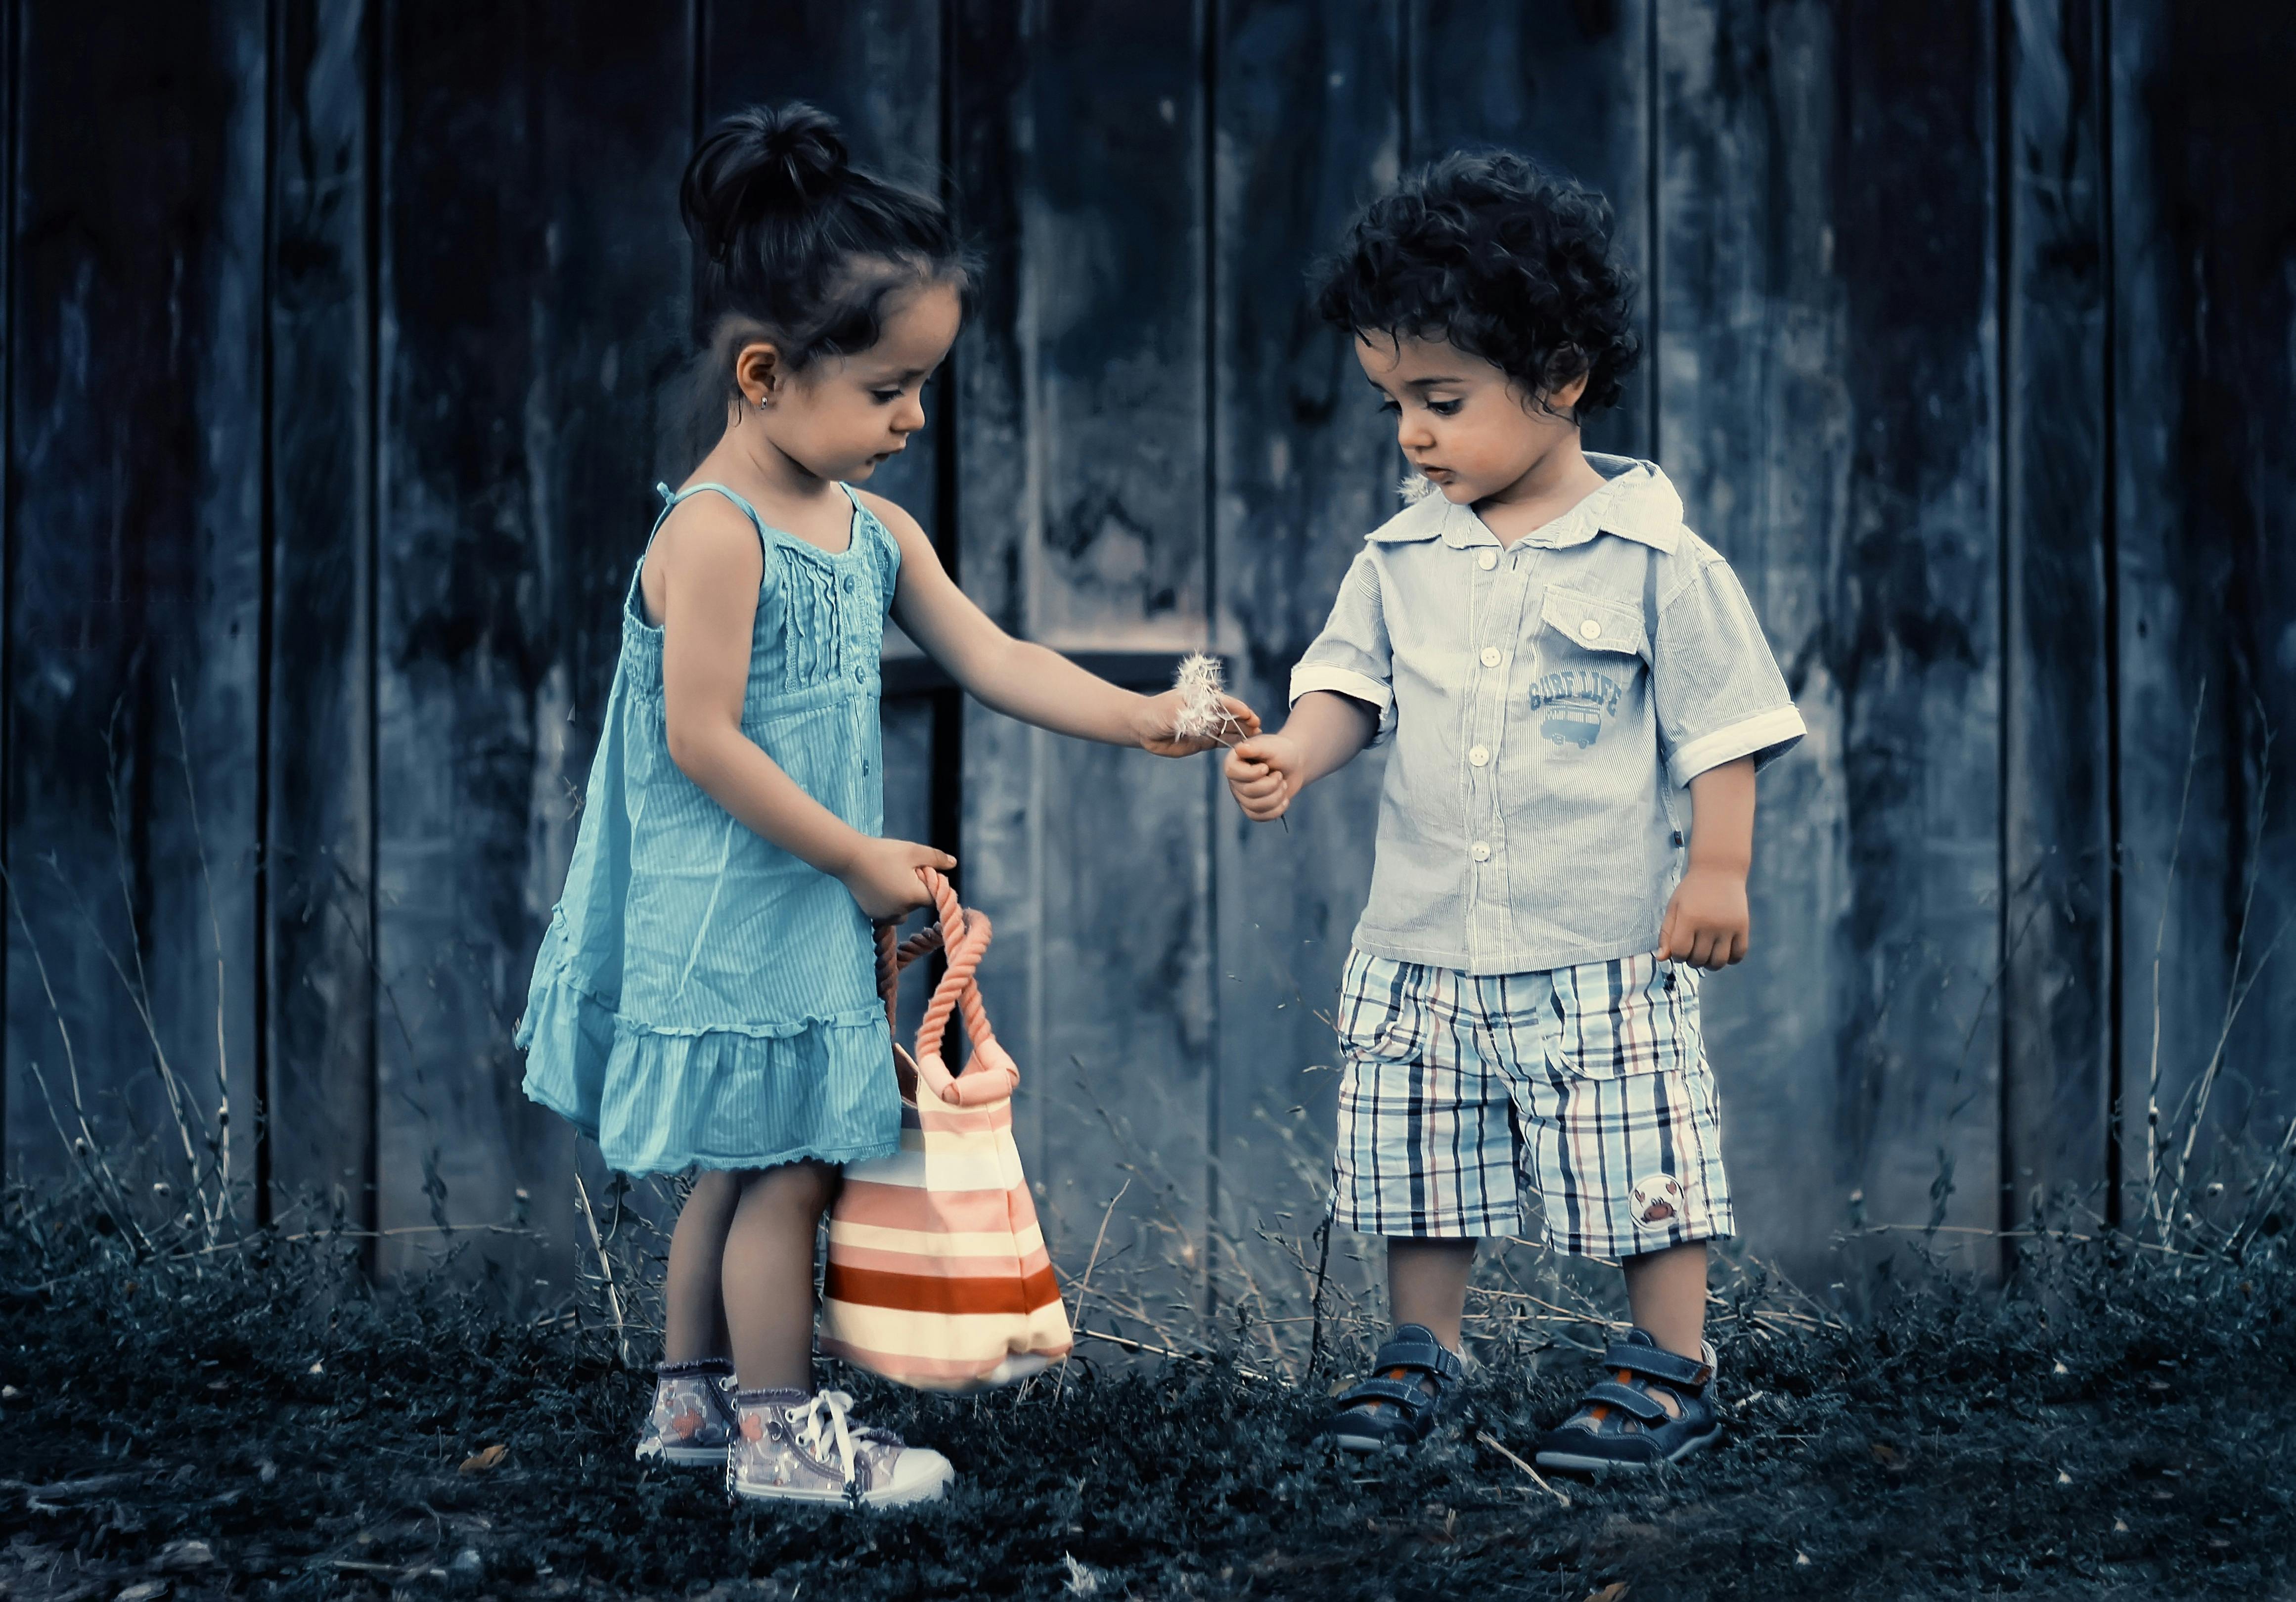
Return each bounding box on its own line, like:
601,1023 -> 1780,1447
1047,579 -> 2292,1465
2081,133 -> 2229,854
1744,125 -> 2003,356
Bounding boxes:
1652,549 -> 1806,788
1289,550 -> 1397,740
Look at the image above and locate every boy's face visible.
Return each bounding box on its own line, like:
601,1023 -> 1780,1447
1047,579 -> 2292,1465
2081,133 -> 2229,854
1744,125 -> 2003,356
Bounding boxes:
1355,332 -> 1586,507
748,277 -> 962,484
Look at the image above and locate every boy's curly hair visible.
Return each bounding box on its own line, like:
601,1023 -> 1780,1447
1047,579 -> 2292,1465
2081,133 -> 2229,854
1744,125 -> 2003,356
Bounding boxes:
1313,151 -> 1640,419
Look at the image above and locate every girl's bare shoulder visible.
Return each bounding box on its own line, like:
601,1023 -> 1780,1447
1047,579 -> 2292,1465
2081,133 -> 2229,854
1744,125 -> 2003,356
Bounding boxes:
651,489 -> 768,580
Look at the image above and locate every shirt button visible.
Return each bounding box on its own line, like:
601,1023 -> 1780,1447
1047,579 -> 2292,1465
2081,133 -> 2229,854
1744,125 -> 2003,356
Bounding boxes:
1470,841 -> 1491,862
842,574 -> 856,593
1480,647 -> 1502,668
1579,618 -> 1602,640
1477,551 -> 1498,572
1469,745 -> 1490,767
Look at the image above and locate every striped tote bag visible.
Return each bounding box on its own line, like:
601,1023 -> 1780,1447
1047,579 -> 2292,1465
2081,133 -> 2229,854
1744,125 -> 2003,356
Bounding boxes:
818,870 -> 1073,1390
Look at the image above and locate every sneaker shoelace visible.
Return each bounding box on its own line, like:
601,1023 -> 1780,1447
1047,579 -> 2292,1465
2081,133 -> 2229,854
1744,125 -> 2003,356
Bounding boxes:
789,1389 -> 898,1488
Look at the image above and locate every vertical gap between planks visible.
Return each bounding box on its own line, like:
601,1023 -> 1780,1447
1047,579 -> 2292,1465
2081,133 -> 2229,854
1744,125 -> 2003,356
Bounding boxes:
931,0 -> 963,878
1993,0 -> 2017,1260
0,0 -> 19,1157
253,0 -> 280,1226
1397,0 -> 1415,167
1198,0 -> 1220,1316
360,0 -> 384,1254
690,0 -> 706,149
1643,0 -> 1660,462
2096,0 -> 2123,1227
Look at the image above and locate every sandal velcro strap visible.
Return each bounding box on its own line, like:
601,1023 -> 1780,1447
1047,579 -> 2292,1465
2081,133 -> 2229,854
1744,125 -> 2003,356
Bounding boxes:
1602,1340 -> 1712,1389
1582,1379 -> 1673,1423
1369,1327 -> 1467,1384
1336,1376 -> 1438,1415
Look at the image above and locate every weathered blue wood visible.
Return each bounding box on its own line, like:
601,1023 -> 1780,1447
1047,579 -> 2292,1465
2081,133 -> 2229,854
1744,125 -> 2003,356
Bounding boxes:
266,0 -> 378,1229
0,0 -> 14,1167
1656,0 -> 2003,1280
2002,0 -> 2114,1231
1410,0 -> 1652,461
1208,0 -> 1401,1311
2110,0 -> 2296,1232
371,1 -> 691,1290
946,0 -> 1218,1319
3,2 -> 267,1215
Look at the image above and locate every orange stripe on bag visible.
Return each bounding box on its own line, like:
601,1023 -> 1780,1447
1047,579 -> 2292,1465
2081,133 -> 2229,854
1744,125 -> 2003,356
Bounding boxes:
816,869 -> 1075,1391
823,1262 -> 1064,1316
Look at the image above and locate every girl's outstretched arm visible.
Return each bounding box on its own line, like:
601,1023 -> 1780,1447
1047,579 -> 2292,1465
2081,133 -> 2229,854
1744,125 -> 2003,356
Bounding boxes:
655,495 -> 952,919
868,491 -> 1258,755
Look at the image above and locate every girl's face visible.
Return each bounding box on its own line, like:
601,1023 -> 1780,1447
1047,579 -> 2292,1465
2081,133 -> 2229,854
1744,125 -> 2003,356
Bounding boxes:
1355,331 -> 1588,507
742,277 -> 963,484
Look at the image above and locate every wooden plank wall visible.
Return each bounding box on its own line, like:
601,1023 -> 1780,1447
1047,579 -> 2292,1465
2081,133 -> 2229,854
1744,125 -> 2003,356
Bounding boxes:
4,1 -> 2291,1301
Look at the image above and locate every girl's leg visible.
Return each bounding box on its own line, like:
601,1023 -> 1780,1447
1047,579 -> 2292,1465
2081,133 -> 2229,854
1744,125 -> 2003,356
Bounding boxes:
661,1169 -> 742,1364
1387,1237 -> 1478,1348
723,1159 -> 840,1391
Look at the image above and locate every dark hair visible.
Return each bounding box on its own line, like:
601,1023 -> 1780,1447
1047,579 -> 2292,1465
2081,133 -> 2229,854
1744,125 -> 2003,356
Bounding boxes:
676,102 -> 971,459
1312,150 -> 1639,419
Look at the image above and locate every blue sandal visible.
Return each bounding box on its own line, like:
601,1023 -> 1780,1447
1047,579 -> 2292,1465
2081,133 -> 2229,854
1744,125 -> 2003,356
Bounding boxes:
1532,1327 -> 1721,1471
1325,1325 -> 1467,1454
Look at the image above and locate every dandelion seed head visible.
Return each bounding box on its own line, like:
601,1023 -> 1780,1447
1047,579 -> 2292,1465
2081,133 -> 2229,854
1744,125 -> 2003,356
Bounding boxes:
1173,652 -> 1238,744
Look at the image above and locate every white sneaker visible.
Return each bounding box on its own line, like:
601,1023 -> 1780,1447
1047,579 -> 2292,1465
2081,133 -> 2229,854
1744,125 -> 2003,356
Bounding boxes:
726,1387 -> 954,1508
633,1359 -> 739,1466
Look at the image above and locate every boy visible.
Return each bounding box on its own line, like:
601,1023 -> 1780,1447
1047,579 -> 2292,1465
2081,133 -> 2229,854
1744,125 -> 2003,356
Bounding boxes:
1226,152 -> 1803,1470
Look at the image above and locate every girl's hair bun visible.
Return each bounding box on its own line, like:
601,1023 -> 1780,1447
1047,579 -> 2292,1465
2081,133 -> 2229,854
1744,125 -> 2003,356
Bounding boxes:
681,102 -> 851,261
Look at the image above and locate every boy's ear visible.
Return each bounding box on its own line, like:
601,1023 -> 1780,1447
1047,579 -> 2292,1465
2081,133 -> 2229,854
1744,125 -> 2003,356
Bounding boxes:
1547,368 -> 1590,414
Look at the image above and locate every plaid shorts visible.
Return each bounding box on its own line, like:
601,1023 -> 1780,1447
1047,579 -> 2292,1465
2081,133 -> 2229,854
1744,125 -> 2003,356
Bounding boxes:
1330,947 -> 1734,1258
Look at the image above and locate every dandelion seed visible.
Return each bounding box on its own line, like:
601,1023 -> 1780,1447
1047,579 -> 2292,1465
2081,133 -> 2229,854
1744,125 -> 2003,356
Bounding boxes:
2057,1469 -> 2073,1485
2052,1360 -> 2069,1375
1398,474 -> 1438,505
1795,1552 -> 1811,1567
1063,1553 -> 1101,1594
1173,652 -> 1242,747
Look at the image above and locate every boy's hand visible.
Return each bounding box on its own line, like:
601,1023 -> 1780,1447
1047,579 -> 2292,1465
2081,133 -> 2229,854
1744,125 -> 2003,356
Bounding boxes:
837,837 -> 957,922
1225,734 -> 1303,822
1133,688 -> 1261,757
1657,865 -> 1750,970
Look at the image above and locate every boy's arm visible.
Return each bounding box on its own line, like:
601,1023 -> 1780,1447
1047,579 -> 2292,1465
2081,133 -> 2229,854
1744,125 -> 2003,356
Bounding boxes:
1223,690 -> 1379,822
1656,756 -> 1755,969
871,491 -> 1258,754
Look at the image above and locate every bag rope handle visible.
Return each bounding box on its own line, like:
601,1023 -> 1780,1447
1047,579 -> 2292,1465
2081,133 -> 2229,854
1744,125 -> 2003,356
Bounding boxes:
871,868 -> 1018,1106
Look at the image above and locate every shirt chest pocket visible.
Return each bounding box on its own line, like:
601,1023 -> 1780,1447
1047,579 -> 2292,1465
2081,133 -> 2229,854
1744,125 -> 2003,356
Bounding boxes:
1538,585 -> 1647,661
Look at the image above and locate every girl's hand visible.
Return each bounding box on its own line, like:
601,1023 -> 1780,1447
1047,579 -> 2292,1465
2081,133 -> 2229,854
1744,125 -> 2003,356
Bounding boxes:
1224,733 -> 1302,822
1134,688 -> 1261,757
837,837 -> 957,922
1657,866 -> 1750,970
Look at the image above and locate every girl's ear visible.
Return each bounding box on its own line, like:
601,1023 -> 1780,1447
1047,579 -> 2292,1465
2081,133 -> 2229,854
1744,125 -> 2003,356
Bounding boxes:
735,339 -> 788,407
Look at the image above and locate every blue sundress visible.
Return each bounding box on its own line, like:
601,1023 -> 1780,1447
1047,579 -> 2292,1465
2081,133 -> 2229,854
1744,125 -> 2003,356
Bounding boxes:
515,481 -> 903,1174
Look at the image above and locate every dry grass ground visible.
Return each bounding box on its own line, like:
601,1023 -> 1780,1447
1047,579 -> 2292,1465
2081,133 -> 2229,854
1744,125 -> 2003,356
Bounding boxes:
4,1168 -> 2294,1602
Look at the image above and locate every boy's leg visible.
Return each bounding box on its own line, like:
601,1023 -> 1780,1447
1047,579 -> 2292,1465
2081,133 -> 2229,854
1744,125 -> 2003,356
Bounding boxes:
1622,1240 -> 1709,1363
1387,1237 -> 1477,1349
662,1168 -> 742,1363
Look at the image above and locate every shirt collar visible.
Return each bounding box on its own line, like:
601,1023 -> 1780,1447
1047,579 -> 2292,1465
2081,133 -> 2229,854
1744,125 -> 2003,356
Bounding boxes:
1368,454 -> 1683,553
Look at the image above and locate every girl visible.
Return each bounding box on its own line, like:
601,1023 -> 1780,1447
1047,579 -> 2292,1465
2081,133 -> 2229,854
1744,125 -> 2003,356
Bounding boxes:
515,102 -> 1255,1508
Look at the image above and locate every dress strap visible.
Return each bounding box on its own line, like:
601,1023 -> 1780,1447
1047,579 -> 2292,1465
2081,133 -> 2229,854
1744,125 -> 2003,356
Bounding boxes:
659,481 -> 774,554
631,481 -> 778,609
